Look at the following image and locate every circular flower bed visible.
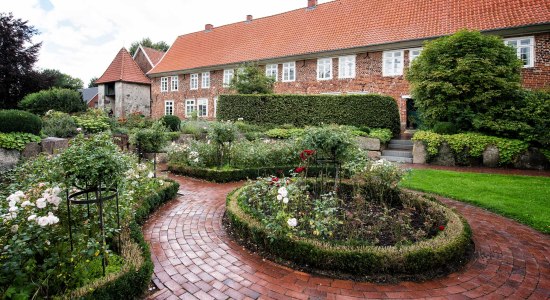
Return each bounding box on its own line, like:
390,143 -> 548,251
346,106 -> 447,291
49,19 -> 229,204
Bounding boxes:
225,160 -> 472,280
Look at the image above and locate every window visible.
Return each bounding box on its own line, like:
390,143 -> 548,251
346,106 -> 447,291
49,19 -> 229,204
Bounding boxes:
338,55 -> 356,79
223,69 -> 234,87
190,74 -> 199,90
197,98 -> 208,117
282,62 -> 296,82
408,48 -> 422,65
317,58 -> 333,80
382,50 -> 404,76
170,76 -> 178,91
160,77 -> 168,92
164,100 -> 174,115
266,64 -> 278,81
201,72 -> 210,88
504,36 -> 534,68
214,97 -> 218,118
185,99 -> 196,117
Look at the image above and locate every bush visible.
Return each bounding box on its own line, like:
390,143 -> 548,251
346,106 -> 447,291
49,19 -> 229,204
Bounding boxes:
181,120 -> 210,139
161,115 -> 181,131
208,121 -> 238,166
19,88 -> 87,115
73,109 -> 111,133
0,132 -> 41,150
218,94 -> 401,135
228,63 -> 275,94
0,109 -> 42,135
265,128 -> 304,139
130,121 -> 168,154
42,110 -> 78,137
432,122 -> 458,135
301,125 -> 358,163
368,128 -> 393,143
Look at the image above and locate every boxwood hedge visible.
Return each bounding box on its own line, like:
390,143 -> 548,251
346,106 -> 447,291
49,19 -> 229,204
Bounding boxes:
217,94 -> 401,135
0,110 -> 42,135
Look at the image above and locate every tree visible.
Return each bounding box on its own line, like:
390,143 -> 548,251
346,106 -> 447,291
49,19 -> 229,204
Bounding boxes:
40,69 -> 83,90
129,37 -> 169,56
88,76 -> 99,88
229,64 -> 275,94
0,13 -> 42,109
406,30 -> 522,132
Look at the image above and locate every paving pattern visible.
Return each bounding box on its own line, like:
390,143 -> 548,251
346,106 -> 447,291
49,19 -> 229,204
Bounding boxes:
143,175 -> 550,299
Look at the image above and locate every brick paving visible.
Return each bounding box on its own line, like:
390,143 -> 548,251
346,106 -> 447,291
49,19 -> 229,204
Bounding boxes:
143,175 -> 550,299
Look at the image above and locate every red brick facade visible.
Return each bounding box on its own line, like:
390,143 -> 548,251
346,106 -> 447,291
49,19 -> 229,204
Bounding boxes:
522,33 -> 550,89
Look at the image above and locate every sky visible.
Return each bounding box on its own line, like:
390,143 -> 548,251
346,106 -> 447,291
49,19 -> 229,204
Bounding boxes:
3,0 -> 332,87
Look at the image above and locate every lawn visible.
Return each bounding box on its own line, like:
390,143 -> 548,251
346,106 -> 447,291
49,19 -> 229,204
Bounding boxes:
400,169 -> 550,234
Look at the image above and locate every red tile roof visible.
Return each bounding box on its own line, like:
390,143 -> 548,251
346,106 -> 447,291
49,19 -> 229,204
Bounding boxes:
149,0 -> 549,75
96,48 -> 151,84
142,46 -> 165,66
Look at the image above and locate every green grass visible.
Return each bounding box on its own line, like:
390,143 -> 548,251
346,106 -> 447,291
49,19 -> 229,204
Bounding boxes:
400,169 -> 550,234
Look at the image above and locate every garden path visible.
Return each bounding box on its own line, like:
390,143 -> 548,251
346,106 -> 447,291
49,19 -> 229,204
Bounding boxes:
143,175 -> 550,300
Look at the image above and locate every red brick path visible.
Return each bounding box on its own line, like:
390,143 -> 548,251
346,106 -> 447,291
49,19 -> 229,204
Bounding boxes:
143,175 -> 550,299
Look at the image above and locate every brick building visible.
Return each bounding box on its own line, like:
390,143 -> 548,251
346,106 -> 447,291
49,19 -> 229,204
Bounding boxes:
147,0 -> 550,130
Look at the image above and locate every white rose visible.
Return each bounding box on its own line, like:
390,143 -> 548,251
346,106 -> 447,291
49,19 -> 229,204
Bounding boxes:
47,196 -> 61,207
148,172 -> 154,178
36,198 -> 47,209
52,187 -> 61,195
8,206 -> 18,213
28,214 -> 37,221
47,212 -> 59,225
21,200 -> 33,207
287,218 -> 297,227
283,197 -> 289,204
10,225 -> 18,233
277,187 -> 288,197
37,217 -> 49,227
276,195 -> 283,201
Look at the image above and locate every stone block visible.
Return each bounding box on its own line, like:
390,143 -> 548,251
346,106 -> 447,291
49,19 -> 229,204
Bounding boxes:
433,142 -> 455,166
482,145 -> 499,168
513,148 -> 549,170
367,151 -> 381,160
0,148 -> 20,172
176,134 -> 195,144
357,137 -> 381,151
21,142 -> 41,159
41,137 -> 69,155
412,141 -> 427,164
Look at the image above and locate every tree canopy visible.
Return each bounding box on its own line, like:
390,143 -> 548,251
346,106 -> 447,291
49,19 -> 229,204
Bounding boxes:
40,69 -> 83,90
88,77 -> 99,88
129,37 -> 169,56
229,64 -> 275,94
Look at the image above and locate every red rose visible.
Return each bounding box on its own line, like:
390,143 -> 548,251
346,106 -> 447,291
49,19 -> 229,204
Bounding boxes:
295,167 -> 306,173
438,225 -> 445,231
300,149 -> 316,161
271,177 -> 279,182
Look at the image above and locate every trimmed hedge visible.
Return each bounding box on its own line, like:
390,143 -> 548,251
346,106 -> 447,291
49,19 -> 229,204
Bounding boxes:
161,115 -> 181,132
217,94 -> 401,135
226,186 -> 472,277
19,88 -> 87,115
168,164 -> 336,183
0,110 -> 42,135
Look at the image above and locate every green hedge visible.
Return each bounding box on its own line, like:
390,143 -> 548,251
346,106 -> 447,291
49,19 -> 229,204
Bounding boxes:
19,88 -> 87,115
217,94 -> 401,135
0,110 -> 42,135
226,187 -> 472,277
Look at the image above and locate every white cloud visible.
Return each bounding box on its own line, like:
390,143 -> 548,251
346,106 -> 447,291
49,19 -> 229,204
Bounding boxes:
4,0 -> 333,86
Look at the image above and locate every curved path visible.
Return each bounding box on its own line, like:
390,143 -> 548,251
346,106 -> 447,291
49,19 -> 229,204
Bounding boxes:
143,175 -> 550,299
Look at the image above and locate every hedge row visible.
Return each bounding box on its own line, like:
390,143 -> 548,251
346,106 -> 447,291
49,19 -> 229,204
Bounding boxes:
226,186 -> 472,277
217,94 -> 401,135
168,164 -> 337,183
70,179 -> 179,299
0,110 -> 42,135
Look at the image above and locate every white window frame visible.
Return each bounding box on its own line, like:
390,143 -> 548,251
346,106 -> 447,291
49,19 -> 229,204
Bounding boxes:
201,72 -> 210,89
160,77 -> 168,92
185,99 -> 196,117
338,55 -> 356,79
214,97 -> 218,118
197,98 -> 208,117
382,50 -> 404,77
164,100 -> 174,115
190,74 -> 199,90
504,36 -> 535,68
170,76 -> 178,91
408,48 -> 423,65
266,64 -> 278,81
282,62 -> 296,82
317,58 -> 333,80
223,69 -> 234,87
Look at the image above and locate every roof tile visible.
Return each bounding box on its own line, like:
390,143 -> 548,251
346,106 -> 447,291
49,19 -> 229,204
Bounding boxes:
96,48 -> 151,84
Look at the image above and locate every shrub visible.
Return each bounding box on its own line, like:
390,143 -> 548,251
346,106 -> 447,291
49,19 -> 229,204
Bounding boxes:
208,121 -> 238,166
42,110 -> 78,137
0,109 -> 42,135
19,88 -> 87,115
228,63 -> 275,94
130,121 -> 168,154
73,109 -> 110,133
265,128 -> 304,139
161,115 -> 181,131
218,94 -> 401,135
432,122 -> 458,135
368,128 -> 393,143
0,132 -> 41,150
301,125 -> 358,163
181,120 -> 210,139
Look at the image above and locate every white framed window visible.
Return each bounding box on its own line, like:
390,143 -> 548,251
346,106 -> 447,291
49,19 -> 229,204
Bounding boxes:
197,98 -> 208,117
201,72 -> 210,88
317,58 -> 333,80
408,48 -> 423,65
223,69 -> 234,87
338,55 -> 356,79
190,74 -> 199,90
282,62 -> 296,82
185,99 -> 196,117
164,100 -> 174,115
170,76 -> 178,91
504,36 -> 535,68
214,97 -> 218,118
266,64 -> 278,81
382,50 -> 404,76
160,77 -> 168,92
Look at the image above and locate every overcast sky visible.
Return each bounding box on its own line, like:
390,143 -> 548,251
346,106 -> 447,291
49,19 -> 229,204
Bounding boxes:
4,0 -> 332,86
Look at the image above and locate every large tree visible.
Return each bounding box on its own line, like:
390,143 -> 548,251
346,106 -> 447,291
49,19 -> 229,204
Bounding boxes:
229,64 -> 275,94
0,13 -> 42,109
129,37 -> 169,56
40,69 -> 83,90
88,76 -> 99,88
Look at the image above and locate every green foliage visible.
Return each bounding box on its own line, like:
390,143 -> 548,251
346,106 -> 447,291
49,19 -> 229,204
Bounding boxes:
367,128 -> 393,143
407,30 -> 522,131
412,131 -> 445,155
39,68 -> 83,90
229,63 -> 275,94
301,125 -> 357,163
128,37 -> 169,56
88,77 -> 99,88
180,120 -> 210,139
432,122 -> 458,135
161,115 -> 181,131
19,88 -> 87,115
0,109 -> 42,135
0,132 -> 41,150
218,94 -> 401,134
73,109 -> 111,133
42,110 -> 78,137
130,121 -> 168,153
265,128 -> 304,139
208,121 -> 239,166
230,140 -> 301,168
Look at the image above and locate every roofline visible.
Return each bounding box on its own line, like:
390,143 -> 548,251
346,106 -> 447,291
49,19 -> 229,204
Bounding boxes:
86,93 -> 99,104
95,80 -> 151,85
133,45 -> 155,68
147,22 -> 550,77
146,37 -> 176,76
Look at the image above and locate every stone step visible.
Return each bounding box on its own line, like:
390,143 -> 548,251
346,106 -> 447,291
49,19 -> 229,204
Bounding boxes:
387,144 -> 413,150
389,139 -> 413,146
380,156 -> 413,163
382,150 -> 413,158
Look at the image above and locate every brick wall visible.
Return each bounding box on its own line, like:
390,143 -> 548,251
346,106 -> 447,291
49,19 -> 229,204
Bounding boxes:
522,33 -> 550,90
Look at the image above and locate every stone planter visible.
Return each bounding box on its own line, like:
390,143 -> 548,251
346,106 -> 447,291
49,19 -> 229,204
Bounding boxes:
41,137 -> 69,155
412,141 -> 427,164
432,142 -> 456,166
513,148 -> 550,170
482,145 -> 499,168
357,137 -> 381,151
0,148 -> 20,172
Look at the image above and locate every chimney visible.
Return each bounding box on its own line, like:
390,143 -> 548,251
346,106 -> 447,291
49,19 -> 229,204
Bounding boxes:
307,0 -> 318,8
205,24 -> 213,31
246,15 -> 253,22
